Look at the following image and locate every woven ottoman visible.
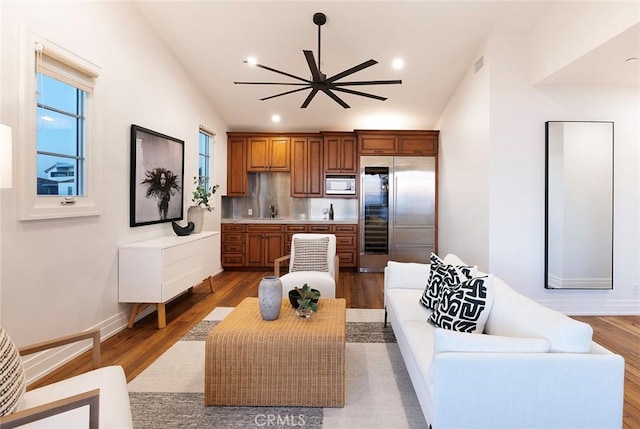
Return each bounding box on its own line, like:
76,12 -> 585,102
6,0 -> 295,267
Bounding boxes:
205,297 -> 346,407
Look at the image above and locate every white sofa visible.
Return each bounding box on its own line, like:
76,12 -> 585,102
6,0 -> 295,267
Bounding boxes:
384,255 -> 625,429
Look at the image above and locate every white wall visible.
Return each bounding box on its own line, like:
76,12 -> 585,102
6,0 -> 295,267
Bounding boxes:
530,1 -> 640,84
0,1 -> 228,382
435,53 -> 491,269
437,28 -> 640,315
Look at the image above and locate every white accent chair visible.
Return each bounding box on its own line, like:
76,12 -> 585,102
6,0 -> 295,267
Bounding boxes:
0,328 -> 133,429
274,233 -> 339,299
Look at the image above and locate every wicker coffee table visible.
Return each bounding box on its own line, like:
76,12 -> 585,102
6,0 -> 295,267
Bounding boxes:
205,297 -> 346,407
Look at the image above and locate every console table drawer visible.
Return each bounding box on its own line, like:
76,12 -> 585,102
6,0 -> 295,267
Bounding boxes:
163,237 -> 207,265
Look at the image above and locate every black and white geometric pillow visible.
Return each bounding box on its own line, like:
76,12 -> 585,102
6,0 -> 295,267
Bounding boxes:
420,253 -> 477,310
429,275 -> 494,333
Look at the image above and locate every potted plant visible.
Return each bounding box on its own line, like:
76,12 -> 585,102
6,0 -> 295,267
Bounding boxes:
292,284 -> 321,318
192,176 -> 220,211
188,176 -> 219,233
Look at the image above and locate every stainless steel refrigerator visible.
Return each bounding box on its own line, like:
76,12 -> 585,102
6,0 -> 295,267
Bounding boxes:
359,156 -> 436,272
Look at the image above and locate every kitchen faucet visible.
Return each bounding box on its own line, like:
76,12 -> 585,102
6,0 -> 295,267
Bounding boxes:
268,204 -> 277,219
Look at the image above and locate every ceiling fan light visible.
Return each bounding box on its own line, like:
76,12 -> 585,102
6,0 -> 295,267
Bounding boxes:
246,57 -> 258,66
392,58 -> 405,70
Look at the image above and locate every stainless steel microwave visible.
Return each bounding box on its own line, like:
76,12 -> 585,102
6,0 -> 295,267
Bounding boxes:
325,175 -> 356,195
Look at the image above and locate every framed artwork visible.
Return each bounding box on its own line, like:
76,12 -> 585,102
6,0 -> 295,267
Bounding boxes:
130,124 -> 184,227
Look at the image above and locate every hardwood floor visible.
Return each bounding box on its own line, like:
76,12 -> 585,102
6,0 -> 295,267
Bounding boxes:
31,270 -> 638,428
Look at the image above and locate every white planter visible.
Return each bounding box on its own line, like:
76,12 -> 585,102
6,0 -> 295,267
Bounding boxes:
187,206 -> 205,234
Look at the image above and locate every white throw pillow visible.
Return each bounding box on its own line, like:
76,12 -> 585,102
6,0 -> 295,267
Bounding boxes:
442,253 -> 469,266
429,274 -> 494,333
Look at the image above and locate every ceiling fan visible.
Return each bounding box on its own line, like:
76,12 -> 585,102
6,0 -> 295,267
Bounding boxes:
234,12 -> 402,109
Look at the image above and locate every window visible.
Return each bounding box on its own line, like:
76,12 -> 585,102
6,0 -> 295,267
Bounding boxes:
198,128 -> 214,188
37,75 -> 86,196
19,32 -> 102,220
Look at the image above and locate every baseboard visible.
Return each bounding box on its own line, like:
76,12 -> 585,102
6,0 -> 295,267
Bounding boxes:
538,298 -> 640,316
22,310 -> 130,385
22,271 -> 224,385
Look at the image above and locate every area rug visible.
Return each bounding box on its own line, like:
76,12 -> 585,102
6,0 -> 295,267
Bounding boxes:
128,307 -> 427,429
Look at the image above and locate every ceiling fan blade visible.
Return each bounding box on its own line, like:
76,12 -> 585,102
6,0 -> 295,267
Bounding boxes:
301,88 -> 320,108
244,60 -> 311,84
259,86 -> 312,101
321,88 -> 350,109
304,50 -> 323,82
326,59 -> 378,83
331,86 -> 387,101
332,80 -> 402,86
234,82 -> 309,85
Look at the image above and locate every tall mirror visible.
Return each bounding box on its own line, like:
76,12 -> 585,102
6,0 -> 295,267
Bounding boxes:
545,121 -> 613,289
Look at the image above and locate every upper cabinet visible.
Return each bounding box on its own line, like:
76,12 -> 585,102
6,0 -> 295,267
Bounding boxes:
291,135 -> 323,197
356,130 -> 439,156
322,132 -> 357,173
357,132 -> 397,155
247,136 -> 291,172
226,136 -> 247,196
226,130 -> 438,198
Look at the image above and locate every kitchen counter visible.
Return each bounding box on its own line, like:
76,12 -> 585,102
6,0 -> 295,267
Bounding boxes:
221,218 -> 357,224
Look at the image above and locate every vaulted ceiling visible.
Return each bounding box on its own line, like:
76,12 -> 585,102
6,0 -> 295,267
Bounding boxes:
135,1 -> 639,132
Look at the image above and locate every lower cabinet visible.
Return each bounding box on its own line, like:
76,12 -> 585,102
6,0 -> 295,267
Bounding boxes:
222,223 -> 357,270
245,224 -> 284,268
221,223 -> 245,267
333,224 -> 357,268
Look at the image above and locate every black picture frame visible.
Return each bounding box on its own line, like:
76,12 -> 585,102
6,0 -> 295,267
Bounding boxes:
130,124 -> 184,227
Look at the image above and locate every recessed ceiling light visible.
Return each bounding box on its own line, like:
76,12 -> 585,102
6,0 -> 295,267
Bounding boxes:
246,57 -> 258,66
625,57 -> 638,63
271,114 -> 281,123
392,58 -> 405,70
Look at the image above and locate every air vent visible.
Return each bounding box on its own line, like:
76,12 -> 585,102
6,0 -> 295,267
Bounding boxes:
474,55 -> 484,74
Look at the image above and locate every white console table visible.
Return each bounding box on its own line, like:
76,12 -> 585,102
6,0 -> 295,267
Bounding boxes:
119,231 -> 218,328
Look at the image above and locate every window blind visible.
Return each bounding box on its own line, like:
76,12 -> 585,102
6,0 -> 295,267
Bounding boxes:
36,41 -> 99,93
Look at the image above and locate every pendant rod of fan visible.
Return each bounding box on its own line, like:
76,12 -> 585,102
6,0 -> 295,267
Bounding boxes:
317,21 -> 321,75
313,12 -> 327,79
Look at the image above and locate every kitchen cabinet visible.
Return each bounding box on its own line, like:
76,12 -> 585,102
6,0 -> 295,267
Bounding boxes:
323,132 -> 357,173
291,136 -> 323,197
226,137 -> 247,196
245,224 -> 284,268
356,130 -> 439,156
221,223 -> 358,269
397,132 -> 438,155
357,132 -> 397,154
221,223 -> 246,267
247,136 -> 290,171
333,224 -> 358,268
285,224 -> 308,254
119,232 -> 217,328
